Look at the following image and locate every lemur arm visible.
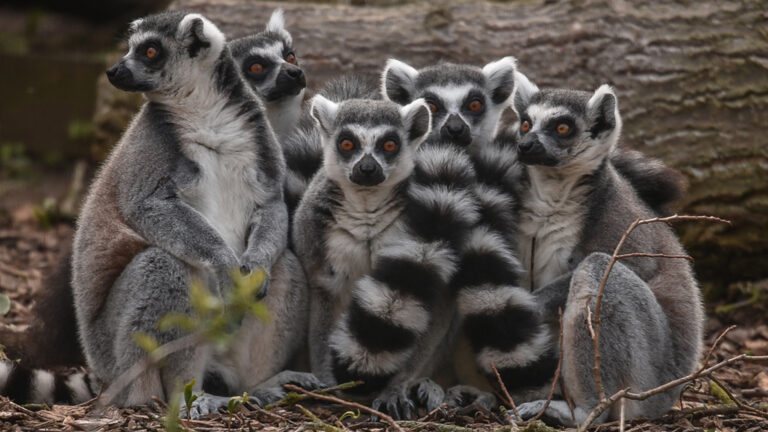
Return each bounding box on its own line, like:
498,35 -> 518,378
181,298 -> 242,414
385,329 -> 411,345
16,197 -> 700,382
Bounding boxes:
124,173 -> 239,289
240,192 -> 289,274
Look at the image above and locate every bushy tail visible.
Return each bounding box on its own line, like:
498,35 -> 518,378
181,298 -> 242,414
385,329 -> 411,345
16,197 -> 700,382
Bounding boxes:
284,75 -> 379,219
455,141 -> 557,393
610,148 -> 686,216
329,143 -> 480,394
2,249 -> 85,369
0,361 -> 99,405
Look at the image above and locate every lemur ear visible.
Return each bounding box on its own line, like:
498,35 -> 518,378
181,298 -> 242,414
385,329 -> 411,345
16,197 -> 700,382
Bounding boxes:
177,14 -> 226,59
512,71 -> 539,115
587,84 -> 622,140
129,18 -> 143,34
400,98 -> 432,148
310,95 -> 340,138
266,9 -> 293,46
482,56 -> 517,105
382,59 -> 419,105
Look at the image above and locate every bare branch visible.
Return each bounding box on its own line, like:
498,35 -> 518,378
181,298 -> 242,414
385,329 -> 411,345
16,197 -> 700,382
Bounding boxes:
490,361 -> 520,420
615,253 -> 693,262
530,308 -> 564,422
702,325 -> 736,368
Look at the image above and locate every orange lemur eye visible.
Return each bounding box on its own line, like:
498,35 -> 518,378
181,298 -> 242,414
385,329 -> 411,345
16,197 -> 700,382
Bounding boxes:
383,140 -> 398,152
468,100 -> 483,112
521,120 -> 531,133
557,123 -> 571,135
146,46 -> 158,58
340,139 -> 355,151
428,103 -> 438,113
285,52 -> 296,64
249,63 -> 263,74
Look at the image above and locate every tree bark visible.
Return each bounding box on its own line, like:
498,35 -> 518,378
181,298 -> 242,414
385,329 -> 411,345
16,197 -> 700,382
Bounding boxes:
147,0 -> 766,285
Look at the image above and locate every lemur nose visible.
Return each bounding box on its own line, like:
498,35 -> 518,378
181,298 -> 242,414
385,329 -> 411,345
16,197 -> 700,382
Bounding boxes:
286,68 -> 303,80
360,161 -> 376,173
518,139 -> 534,153
106,65 -> 120,78
443,115 -> 467,136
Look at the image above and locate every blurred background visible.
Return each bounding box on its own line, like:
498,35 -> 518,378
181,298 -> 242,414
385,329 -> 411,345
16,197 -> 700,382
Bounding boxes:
0,0 -> 766,321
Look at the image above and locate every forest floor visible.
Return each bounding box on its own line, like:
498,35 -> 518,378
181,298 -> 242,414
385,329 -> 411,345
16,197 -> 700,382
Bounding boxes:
0,205 -> 767,431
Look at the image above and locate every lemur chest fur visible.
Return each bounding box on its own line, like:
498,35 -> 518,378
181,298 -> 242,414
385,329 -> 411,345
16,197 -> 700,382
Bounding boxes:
517,170 -> 587,290
176,106 -> 266,256
324,191 -> 405,298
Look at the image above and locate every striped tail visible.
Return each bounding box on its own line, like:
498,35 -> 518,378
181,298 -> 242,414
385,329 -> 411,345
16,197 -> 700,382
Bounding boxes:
0,361 -> 99,405
455,141 -> 558,394
329,143 -> 480,394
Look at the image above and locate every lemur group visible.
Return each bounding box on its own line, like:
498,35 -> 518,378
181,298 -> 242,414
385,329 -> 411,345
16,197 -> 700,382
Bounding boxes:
0,9 -> 703,427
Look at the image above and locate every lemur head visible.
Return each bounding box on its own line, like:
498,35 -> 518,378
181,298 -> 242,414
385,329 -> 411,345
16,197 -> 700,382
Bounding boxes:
107,12 -> 226,95
310,97 -> 432,188
381,57 -> 516,148
512,72 -> 623,172
228,9 -> 306,103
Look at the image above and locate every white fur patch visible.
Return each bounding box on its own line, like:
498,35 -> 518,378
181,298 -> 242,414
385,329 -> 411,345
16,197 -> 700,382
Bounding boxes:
178,13 -> 226,60
266,8 -> 292,45
354,276 -> 430,332
0,362 -> 12,391
407,184 -> 480,228
458,285 -> 535,316
476,325 -> 552,372
31,370 -> 55,404
66,372 -> 94,403
330,321 -> 412,375
512,71 -> 540,115
381,59 -> 418,101
375,238 -> 457,284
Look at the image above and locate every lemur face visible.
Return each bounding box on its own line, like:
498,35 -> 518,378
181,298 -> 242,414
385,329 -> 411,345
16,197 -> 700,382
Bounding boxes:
229,9 -> 305,103
107,12 -> 226,94
512,72 -> 622,170
310,97 -> 431,188
381,57 -> 516,149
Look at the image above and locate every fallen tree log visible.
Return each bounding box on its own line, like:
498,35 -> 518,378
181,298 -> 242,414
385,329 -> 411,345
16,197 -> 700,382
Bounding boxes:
101,0 -> 768,286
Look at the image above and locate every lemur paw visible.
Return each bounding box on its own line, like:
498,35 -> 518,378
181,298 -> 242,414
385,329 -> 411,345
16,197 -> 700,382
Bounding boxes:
239,265 -> 270,299
515,400 -> 579,427
410,378 -> 445,413
443,385 -> 497,411
372,385 -> 416,420
251,371 -> 325,406
181,393 -> 230,419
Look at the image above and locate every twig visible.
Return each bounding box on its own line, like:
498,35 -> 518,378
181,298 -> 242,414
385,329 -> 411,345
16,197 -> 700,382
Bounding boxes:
619,398 -> 625,432
398,421 -> 473,432
702,325 -> 736,368
530,308 -> 564,422
283,384 -> 404,432
296,404 -> 345,432
579,353 -> 768,430
98,333 -> 203,407
490,362 -> 520,420
615,253 -> 693,262
270,381 -> 364,408
589,215 -> 732,411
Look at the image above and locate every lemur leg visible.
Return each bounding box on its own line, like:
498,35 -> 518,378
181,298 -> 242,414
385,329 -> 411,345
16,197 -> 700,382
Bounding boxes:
188,250 -> 322,418
104,247 -> 210,407
518,252 -> 675,426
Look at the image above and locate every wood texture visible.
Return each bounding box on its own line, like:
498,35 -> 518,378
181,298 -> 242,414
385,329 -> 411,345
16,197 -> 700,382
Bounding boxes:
156,0 -> 767,284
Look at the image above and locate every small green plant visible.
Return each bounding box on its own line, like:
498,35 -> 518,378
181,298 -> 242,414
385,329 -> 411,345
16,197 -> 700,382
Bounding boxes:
183,379 -> 203,429
0,293 -> 10,316
226,393 -> 249,431
164,382 -> 183,432
339,409 -> 361,421
67,120 -> 94,141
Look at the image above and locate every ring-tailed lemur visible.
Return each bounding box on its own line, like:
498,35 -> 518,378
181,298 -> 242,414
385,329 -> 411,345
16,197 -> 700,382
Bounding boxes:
282,75 -> 378,218
380,57 -> 555,407
2,11 -> 321,414
292,94 -> 484,419
228,9 -> 306,143
484,73 -> 702,425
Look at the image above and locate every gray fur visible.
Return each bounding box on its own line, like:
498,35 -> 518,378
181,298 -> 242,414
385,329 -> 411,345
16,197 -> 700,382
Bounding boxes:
228,9 -> 306,142
71,12 -> 316,410
511,76 -> 703,425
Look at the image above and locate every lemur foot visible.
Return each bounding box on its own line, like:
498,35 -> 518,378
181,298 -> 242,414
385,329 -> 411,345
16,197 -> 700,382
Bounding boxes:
515,400 -> 582,427
371,379 -> 445,420
443,385 -> 497,411
181,393 -> 231,419
251,370 -> 325,406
